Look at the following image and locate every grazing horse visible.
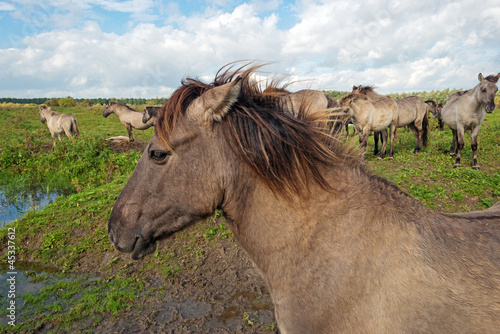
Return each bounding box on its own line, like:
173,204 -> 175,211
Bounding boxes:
340,90 -> 398,159
441,73 -> 499,169
142,106 -> 161,125
38,106 -> 80,147
394,96 -> 429,153
108,64 -> 500,333
103,102 -> 155,141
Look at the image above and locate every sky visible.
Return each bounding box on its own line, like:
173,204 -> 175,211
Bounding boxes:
0,0 -> 499,98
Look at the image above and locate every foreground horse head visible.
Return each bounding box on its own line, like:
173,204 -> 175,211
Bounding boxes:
109,64 -> 500,333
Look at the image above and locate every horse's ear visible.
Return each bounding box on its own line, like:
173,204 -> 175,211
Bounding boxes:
201,78 -> 242,123
478,73 -> 485,82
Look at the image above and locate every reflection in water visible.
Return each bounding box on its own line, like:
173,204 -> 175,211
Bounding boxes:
0,188 -> 59,227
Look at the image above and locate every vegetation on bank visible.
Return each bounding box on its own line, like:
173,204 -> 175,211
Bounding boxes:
0,100 -> 499,332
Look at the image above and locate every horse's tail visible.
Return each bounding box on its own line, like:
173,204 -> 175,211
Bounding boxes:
422,105 -> 429,148
72,118 -> 80,137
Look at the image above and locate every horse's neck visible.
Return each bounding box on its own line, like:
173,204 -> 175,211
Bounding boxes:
223,165 -> 426,275
467,86 -> 483,110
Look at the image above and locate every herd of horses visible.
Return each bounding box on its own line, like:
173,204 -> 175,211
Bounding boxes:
40,71 -> 499,170
38,64 -> 500,333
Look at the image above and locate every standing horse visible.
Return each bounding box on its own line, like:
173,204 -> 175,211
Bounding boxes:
108,65 -> 500,334
394,96 -> 429,153
38,106 -> 80,147
352,85 -> 399,159
265,87 -> 348,135
142,106 -> 161,125
441,73 -> 499,169
340,90 -> 398,160
103,102 -> 155,141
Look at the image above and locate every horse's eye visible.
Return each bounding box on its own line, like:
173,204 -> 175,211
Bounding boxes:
149,150 -> 170,162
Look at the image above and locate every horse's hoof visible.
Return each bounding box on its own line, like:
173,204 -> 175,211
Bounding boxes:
453,164 -> 460,169
377,157 -> 383,161
472,166 -> 480,170
389,157 -> 394,160
449,153 -> 456,157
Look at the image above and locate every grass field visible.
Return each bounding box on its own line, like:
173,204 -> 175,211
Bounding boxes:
0,103 -> 499,332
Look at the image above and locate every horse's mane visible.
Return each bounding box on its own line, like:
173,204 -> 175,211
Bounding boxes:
340,91 -> 366,103
157,63 -> 362,198
110,101 -> 139,112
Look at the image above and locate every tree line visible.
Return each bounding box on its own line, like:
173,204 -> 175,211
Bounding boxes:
0,97 -> 167,106
1,89 -> 499,107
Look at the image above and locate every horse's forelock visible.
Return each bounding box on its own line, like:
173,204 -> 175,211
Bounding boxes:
157,64 -> 361,198
484,74 -> 499,84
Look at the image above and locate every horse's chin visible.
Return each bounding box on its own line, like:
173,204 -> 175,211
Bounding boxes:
130,237 -> 157,260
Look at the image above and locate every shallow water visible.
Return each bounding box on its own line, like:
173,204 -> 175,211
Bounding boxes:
0,188 -> 58,227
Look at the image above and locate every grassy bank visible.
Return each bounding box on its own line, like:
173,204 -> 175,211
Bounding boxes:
0,104 -> 499,333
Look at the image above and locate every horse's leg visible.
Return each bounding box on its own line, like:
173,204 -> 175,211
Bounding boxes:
449,130 -> 457,156
409,123 -> 421,154
377,129 -> 388,160
345,123 -> 349,137
470,126 -> 481,170
453,127 -> 465,168
388,123 -> 397,160
359,128 -> 369,158
126,124 -> 135,142
50,132 -> 56,148
373,131 -> 379,156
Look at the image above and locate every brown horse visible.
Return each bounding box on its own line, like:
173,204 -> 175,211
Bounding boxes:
103,102 -> 155,141
38,106 -> 80,147
441,73 -> 499,169
108,65 -> 500,334
340,90 -> 398,159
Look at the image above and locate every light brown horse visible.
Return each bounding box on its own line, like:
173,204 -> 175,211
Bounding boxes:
38,106 -> 80,147
441,73 -> 499,169
339,90 -> 398,159
394,96 -> 429,153
108,65 -> 500,334
103,102 -> 155,141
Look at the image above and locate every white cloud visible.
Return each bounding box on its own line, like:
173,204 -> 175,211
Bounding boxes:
0,0 -> 499,97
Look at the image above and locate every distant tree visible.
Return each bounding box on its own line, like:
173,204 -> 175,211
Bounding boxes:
58,96 -> 77,107
80,99 -> 92,107
46,98 -> 59,106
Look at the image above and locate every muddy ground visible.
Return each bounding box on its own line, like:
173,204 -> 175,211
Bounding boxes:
68,228 -> 278,334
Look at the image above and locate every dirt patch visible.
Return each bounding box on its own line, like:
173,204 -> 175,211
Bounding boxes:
106,137 -> 148,153
67,219 -> 277,334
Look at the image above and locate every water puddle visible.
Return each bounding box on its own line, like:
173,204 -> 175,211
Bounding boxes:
0,261 -> 101,327
0,188 -> 59,227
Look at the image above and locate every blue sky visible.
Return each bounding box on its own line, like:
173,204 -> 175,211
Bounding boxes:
0,0 -> 499,98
